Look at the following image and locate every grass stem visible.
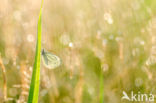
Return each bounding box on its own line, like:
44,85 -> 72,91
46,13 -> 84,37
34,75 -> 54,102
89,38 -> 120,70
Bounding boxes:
0,54 -> 7,102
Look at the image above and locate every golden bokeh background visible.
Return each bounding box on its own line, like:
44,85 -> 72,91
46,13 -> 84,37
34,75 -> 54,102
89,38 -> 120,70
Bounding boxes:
0,0 -> 156,103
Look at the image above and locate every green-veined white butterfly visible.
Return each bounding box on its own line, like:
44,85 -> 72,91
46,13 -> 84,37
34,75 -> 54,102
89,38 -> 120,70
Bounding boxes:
41,49 -> 61,69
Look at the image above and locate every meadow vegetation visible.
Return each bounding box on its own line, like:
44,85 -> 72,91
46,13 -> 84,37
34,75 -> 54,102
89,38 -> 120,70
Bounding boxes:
0,0 -> 156,103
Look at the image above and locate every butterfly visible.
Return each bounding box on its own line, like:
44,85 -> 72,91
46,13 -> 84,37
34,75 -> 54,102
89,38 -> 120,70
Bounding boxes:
41,49 -> 61,69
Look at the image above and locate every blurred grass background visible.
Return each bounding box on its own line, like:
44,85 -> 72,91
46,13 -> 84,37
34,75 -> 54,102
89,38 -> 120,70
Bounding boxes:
0,0 -> 156,103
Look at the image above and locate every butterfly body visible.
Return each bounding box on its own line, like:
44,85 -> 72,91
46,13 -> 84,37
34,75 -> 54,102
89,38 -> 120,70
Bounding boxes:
42,49 -> 61,69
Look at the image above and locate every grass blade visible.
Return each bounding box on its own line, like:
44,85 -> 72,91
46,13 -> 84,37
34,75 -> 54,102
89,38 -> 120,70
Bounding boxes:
99,70 -> 104,103
27,0 -> 43,103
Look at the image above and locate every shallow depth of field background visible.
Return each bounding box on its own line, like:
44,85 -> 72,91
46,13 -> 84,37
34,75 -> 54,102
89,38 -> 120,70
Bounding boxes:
0,0 -> 156,103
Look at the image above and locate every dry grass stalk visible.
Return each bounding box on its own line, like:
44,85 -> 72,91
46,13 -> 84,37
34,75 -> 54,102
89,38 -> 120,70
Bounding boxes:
17,62 -> 31,103
144,66 -> 153,80
74,68 -> 84,103
0,54 -> 7,102
50,71 -> 59,97
119,41 -> 123,60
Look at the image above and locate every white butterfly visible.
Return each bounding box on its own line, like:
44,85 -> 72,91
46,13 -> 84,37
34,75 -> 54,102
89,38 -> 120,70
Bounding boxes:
41,49 -> 61,69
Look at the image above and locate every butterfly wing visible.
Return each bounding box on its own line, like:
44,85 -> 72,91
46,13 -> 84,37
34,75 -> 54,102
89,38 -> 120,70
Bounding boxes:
42,51 -> 61,69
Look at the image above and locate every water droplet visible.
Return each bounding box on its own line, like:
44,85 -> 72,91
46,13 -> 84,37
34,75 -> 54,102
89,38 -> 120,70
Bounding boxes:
68,42 -> 73,48
29,66 -> 33,72
140,41 -> 145,45
27,34 -> 34,42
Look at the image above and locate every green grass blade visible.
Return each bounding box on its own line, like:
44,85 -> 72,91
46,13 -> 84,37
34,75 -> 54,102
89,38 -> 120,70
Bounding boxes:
99,70 -> 104,103
27,0 -> 43,103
